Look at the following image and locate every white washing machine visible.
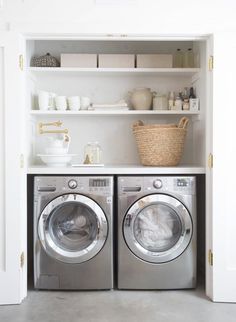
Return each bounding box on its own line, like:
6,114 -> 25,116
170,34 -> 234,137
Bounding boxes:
117,176 -> 197,289
34,176 -> 113,290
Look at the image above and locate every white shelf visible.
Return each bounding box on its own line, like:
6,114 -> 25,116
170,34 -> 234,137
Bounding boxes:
30,110 -> 200,116
27,165 -> 205,175
28,67 -> 200,76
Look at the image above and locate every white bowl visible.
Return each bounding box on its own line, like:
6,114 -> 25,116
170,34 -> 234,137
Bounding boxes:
45,147 -> 68,155
38,154 -> 77,167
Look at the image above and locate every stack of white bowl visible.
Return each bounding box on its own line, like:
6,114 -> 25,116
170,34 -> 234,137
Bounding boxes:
38,135 -> 77,167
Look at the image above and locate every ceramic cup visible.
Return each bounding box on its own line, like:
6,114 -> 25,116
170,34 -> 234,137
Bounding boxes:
68,96 -> 80,111
81,97 -> 91,110
55,96 -> 67,111
38,91 -> 56,110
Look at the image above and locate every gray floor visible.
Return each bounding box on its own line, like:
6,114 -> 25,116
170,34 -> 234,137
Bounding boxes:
1,286 -> 236,322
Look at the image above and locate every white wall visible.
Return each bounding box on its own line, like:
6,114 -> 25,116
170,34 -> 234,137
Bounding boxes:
0,0 -> 236,33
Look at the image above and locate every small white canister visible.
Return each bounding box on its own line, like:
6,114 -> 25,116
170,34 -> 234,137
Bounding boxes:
153,94 -> 168,110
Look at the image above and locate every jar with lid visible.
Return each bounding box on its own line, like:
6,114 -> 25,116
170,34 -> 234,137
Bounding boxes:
173,96 -> 182,110
90,142 -> 102,164
168,91 -> 175,110
183,98 -> 190,110
183,48 -> 194,68
173,49 -> 183,68
153,93 -> 168,110
84,142 -> 93,163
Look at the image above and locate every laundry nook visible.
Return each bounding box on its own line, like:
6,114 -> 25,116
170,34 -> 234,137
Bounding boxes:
0,1 -> 236,321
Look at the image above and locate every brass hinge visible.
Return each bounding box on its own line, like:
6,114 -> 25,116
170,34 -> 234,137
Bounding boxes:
20,252 -> 25,268
19,54 -> 24,71
208,249 -> 213,266
208,153 -> 213,169
208,55 -> 213,71
20,154 -> 24,169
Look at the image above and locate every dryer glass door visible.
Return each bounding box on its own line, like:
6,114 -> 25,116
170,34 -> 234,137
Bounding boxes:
123,194 -> 192,263
38,194 -> 108,264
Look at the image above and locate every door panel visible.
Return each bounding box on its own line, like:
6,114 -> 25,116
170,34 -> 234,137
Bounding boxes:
209,31 -> 236,302
205,34 -> 214,301
38,194 -> 108,264
0,32 -> 26,305
123,194 -> 192,263
0,43 -> 5,273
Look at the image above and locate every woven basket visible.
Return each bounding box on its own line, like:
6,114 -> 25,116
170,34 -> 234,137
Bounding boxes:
133,117 -> 189,166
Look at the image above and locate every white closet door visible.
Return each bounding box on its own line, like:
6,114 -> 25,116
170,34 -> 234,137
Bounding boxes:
0,32 -> 26,305
209,31 -> 236,302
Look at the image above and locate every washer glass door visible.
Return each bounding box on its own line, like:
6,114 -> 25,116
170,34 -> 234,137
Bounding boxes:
123,194 -> 192,263
38,194 -> 108,263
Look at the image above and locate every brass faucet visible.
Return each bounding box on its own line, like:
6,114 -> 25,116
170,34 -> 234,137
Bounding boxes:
38,121 -> 68,135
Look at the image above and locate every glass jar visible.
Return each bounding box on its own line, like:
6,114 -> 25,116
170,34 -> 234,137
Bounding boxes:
173,49 -> 183,68
153,94 -> 168,110
183,98 -> 190,110
184,48 -> 194,68
168,91 -> 175,110
84,142 -> 92,163
90,142 -> 102,164
173,96 -> 183,110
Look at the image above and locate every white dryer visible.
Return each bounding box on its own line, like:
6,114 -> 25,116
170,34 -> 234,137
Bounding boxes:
34,176 -> 113,290
117,176 -> 197,289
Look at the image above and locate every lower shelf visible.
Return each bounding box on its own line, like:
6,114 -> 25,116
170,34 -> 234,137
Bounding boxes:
27,165 -> 206,175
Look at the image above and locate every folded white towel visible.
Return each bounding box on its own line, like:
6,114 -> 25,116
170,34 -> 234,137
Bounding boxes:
88,106 -> 130,111
90,99 -> 129,110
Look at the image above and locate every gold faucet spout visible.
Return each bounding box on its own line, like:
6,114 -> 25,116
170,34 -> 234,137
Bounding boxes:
38,121 -> 68,135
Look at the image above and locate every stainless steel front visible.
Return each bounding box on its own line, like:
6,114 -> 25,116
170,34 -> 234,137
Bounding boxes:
123,194 -> 192,263
38,193 -> 108,264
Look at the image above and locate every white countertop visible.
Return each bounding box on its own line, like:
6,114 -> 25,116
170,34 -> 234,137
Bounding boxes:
27,164 -> 205,175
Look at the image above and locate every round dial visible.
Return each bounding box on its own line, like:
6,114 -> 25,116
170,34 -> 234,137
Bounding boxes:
153,179 -> 163,189
68,179 -> 78,189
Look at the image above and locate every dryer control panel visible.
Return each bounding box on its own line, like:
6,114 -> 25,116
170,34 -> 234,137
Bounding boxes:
118,176 -> 196,196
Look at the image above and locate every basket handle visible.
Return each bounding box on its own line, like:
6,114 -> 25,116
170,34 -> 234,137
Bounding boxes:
178,117 -> 189,129
133,120 -> 144,130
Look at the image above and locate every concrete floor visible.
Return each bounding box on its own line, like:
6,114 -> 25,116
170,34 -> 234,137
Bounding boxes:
0,287 -> 236,322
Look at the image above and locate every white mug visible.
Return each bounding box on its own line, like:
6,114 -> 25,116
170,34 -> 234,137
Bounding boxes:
68,96 -> 80,111
55,96 -> 67,111
81,97 -> 91,110
38,91 -> 56,110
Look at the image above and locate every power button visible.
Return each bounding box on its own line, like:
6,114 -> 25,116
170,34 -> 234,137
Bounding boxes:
68,179 -> 77,189
153,179 -> 163,189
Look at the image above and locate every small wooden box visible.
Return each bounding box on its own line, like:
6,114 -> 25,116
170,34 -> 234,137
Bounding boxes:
136,54 -> 173,68
60,54 -> 97,68
98,54 -> 135,68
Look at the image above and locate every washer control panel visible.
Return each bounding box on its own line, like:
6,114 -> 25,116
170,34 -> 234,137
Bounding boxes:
34,176 -> 113,196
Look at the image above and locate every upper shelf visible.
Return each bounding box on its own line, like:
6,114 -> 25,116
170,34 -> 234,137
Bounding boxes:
28,67 -> 200,76
30,110 -> 200,116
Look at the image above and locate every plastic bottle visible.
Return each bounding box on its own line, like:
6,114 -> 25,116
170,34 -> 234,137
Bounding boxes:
189,87 -> 199,111
173,49 -> 183,68
182,87 -> 190,110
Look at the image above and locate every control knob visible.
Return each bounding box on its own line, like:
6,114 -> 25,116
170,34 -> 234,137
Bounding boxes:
68,179 -> 77,189
153,179 -> 163,189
